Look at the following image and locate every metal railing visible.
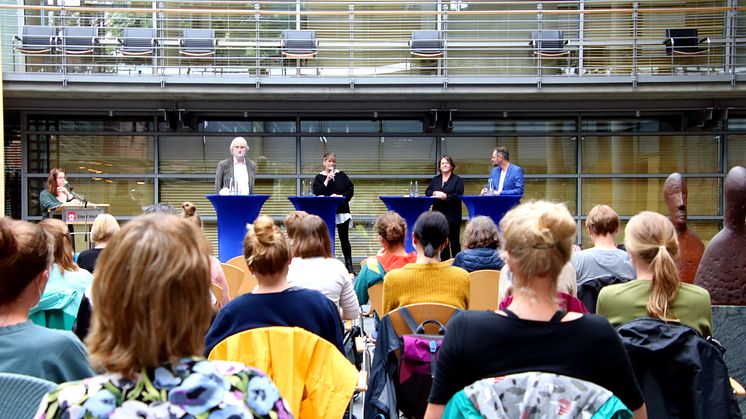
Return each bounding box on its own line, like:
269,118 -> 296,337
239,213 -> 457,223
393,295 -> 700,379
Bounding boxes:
1,0 -> 743,87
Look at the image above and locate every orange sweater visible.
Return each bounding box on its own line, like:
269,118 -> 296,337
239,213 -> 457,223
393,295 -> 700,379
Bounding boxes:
382,261 -> 470,314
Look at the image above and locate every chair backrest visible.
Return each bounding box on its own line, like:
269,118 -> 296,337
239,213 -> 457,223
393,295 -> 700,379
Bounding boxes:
367,282 -> 384,317
387,302 -> 461,337
235,272 -> 258,296
531,30 -> 565,53
122,28 -> 156,51
469,269 -> 500,311
19,26 -> 57,51
411,30 -> 444,55
181,29 -> 215,53
282,30 -> 317,54
665,28 -> 701,54
208,326 -> 358,419
220,263 -> 245,299
576,274 -> 632,314
225,254 -> 249,272
210,283 -> 223,307
61,27 -> 97,51
0,373 -> 56,419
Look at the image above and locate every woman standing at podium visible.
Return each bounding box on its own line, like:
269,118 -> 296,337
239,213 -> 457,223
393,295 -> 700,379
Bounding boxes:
425,155 -> 464,260
313,152 -> 355,274
39,168 -> 76,218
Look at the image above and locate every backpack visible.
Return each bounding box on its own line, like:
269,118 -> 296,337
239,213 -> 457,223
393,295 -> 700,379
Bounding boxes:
343,324 -> 364,370
396,306 -> 448,419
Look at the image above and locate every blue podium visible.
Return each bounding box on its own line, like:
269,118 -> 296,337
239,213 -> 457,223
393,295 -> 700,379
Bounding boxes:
379,196 -> 436,253
287,196 -> 345,255
460,195 -> 521,226
207,194 -> 270,262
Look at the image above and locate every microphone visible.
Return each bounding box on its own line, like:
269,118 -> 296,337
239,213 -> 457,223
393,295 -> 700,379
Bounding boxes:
64,181 -> 74,191
64,182 -> 87,203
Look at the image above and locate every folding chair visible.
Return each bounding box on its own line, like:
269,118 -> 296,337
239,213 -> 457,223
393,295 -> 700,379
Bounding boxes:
468,269 -> 500,311
13,26 -> 57,72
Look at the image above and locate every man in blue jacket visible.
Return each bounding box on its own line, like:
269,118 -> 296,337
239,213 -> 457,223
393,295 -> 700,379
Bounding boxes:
481,146 -> 524,196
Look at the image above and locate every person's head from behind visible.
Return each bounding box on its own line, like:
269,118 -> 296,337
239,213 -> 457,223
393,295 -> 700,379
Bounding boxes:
291,215 -> 332,259
243,215 -> 292,280
143,203 -> 174,215
500,201 -> 576,292
86,215 -> 212,377
586,204 -> 620,239
0,219 -> 53,308
375,211 -> 407,250
181,201 -> 202,228
412,211 -> 449,259
463,216 -> 500,250
47,168 -> 66,194
624,211 -> 680,321
39,218 -> 76,273
284,210 -> 309,241
91,214 -> 120,245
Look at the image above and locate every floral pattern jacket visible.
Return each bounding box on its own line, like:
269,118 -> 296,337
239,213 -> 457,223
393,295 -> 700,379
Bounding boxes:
36,357 -> 292,419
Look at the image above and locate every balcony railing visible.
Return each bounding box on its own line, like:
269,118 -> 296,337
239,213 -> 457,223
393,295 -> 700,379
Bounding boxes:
1,0 -> 743,87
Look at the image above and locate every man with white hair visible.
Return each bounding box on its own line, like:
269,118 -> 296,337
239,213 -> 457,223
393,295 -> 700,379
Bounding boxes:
215,137 -> 257,195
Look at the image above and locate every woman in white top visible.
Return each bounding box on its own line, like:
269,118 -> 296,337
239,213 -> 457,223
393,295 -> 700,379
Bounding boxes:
287,215 -> 360,320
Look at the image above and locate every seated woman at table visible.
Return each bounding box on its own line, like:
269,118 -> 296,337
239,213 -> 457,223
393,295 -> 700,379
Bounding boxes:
286,215 -> 360,320
452,216 -> 504,273
425,155 -> 465,260
205,215 -> 344,355
596,211 -> 713,336
424,201 -> 645,419
354,211 -> 416,305
382,211 -> 470,314
39,214 -> 291,418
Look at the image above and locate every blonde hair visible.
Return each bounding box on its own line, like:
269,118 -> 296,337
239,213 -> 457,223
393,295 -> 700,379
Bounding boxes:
181,201 -> 202,228
500,201 -> 576,290
374,211 -> 407,246
463,216 -> 500,249
624,211 -> 680,322
39,218 -> 77,273
91,214 -> 120,244
586,204 -> 620,236
86,215 -> 212,377
291,215 -> 332,259
284,211 -> 309,240
244,215 -> 292,276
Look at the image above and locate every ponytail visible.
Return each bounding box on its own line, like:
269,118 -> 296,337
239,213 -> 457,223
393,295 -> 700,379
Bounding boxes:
412,212 -> 449,259
647,245 -> 680,321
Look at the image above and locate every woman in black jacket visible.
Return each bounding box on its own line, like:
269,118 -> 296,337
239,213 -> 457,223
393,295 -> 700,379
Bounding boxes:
425,155 -> 465,260
313,152 -> 355,273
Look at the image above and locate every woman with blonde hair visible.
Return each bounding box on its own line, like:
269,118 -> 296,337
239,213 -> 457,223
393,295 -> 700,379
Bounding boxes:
39,214 -> 291,418
597,211 -> 712,336
181,201 -> 230,306
76,213 -> 119,273
30,219 -> 93,331
205,216 -> 344,355
424,201 -> 645,419
286,215 -> 360,320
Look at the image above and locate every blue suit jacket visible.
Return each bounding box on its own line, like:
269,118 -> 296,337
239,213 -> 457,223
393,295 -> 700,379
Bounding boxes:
488,163 -> 524,196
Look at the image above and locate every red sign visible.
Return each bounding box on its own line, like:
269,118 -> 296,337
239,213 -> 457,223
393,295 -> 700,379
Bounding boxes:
67,212 -> 77,222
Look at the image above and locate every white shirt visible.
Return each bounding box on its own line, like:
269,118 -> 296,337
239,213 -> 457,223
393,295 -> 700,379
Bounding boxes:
286,256 -> 360,320
497,163 -> 509,194
233,157 -> 250,195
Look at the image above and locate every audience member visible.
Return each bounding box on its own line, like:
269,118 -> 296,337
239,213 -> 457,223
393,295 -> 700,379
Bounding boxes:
498,262 -> 578,304
283,210 -> 309,244
0,218 -> 94,383
39,214 -> 290,418
572,204 -> 635,282
205,216 -> 345,354
424,201 -> 645,419
597,211 -> 712,336
382,211 -> 470,314
181,201 -> 230,306
30,219 -> 93,331
451,216 -> 504,272
286,215 -> 360,320
354,211 -> 416,305
76,213 -> 119,273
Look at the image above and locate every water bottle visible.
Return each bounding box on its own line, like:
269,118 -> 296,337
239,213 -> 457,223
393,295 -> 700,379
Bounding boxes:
229,178 -> 236,195
408,181 -> 414,197
488,178 -> 494,193
413,181 -> 419,197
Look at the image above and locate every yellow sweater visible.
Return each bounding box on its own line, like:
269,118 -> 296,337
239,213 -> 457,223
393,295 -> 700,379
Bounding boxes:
382,261 -> 470,314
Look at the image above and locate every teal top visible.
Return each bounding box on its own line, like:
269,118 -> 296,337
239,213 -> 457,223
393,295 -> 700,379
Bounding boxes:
29,263 -> 93,331
597,279 -> 713,336
40,189 -> 64,218
0,321 -> 94,384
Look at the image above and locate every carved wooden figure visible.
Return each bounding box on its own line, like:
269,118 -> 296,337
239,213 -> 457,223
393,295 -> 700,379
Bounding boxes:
664,173 -> 704,284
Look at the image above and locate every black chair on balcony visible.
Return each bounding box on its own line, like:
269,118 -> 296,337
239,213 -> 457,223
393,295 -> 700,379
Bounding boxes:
59,27 -> 99,73
117,28 -> 158,75
664,28 -> 711,73
179,29 -> 217,74
410,30 -> 445,75
281,30 -> 317,75
530,30 -> 570,75
13,26 -> 58,72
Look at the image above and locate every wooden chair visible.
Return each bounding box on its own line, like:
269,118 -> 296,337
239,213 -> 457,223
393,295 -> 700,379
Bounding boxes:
235,273 -> 258,296
387,302 -> 461,337
221,263 -> 245,299
225,255 -> 249,273
469,269 -> 500,311
210,283 -> 224,308
365,282 -> 384,318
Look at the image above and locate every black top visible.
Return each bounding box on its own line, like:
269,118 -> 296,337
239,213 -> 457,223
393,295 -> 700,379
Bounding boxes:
312,171 -> 354,214
76,248 -> 103,273
425,173 -> 464,223
204,287 -> 344,355
428,310 -> 644,410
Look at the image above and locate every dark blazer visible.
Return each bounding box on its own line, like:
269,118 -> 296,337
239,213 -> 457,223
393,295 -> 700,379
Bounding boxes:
214,157 -> 257,194
425,173 -> 464,223
313,171 -> 354,214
